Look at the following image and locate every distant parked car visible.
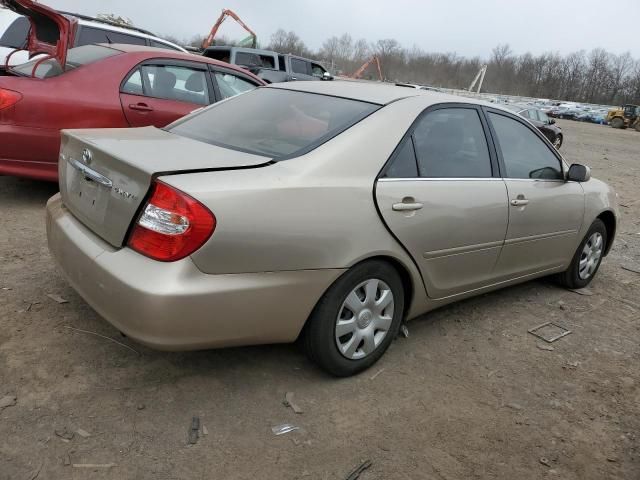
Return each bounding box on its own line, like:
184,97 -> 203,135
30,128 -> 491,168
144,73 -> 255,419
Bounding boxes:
203,46 -> 333,83
0,40 -> 263,181
504,104 -> 563,149
557,108 -> 583,120
0,0 -> 186,74
46,82 -> 618,376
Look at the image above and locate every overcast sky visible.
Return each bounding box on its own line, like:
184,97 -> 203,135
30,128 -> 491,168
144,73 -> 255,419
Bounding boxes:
44,0 -> 640,58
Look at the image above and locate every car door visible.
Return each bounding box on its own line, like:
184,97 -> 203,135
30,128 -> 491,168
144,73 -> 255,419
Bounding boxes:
486,109 -> 584,277
375,105 -> 509,299
289,57 -> 313,81
119,60 -> 214,128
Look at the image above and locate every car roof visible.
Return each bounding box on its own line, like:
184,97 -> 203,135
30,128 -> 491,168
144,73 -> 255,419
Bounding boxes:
270,80 -> 493,107
71,17 -> 185,51
98,43 -> 264,79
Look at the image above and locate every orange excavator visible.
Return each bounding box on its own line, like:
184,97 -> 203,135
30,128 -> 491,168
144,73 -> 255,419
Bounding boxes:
201,9 -> 257,49
350,56 -> 383,81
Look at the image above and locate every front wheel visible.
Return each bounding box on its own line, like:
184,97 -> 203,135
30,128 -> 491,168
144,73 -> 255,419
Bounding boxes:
553,134 -> 563,149
304,260 -> 405,377
610,117 -> 624,129
557,219 -> 607,289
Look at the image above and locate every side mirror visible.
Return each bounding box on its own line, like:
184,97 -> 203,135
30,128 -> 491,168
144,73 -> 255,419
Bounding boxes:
322,71 -> 334,81
567,163 -> 591,182
548,118 -> 556,125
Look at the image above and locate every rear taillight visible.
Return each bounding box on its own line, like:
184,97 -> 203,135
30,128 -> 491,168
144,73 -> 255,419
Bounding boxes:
0,89 -> 22,110
128,181 -> 216,262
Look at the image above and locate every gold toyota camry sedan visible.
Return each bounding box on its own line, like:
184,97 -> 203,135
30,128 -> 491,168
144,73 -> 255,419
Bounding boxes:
46,82 -> 618,376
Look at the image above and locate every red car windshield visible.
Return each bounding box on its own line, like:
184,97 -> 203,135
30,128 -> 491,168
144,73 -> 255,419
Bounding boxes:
10,44 -> 121,78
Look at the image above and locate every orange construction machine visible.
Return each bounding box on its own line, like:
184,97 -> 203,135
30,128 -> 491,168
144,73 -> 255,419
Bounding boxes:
202,9 -> 257,49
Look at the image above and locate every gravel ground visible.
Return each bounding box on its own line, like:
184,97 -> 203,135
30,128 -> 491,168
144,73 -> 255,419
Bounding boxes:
0,119 -> 639,479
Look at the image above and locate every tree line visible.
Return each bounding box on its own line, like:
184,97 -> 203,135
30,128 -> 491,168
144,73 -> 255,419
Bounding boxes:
168,30 -> 640,106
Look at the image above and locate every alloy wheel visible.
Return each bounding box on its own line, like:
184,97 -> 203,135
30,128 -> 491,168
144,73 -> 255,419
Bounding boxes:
553,135 -> 562,149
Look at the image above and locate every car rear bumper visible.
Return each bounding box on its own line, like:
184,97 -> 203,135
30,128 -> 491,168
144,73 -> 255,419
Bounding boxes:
0,124 -> 59,181
46,193 -> 344,351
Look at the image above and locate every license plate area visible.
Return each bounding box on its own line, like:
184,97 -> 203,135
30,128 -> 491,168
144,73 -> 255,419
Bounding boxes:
65,157 -> 111,224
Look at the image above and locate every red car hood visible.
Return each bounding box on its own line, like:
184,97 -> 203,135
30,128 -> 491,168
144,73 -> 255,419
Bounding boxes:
1,0 -> 74,69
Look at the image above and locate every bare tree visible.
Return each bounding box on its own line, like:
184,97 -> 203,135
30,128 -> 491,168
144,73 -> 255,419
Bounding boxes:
211,25 -> 640,104
268,29 -> 309,57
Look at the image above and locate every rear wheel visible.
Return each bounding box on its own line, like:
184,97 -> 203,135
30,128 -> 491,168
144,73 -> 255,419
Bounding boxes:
557,219 -> 607,289
610,117 -> 624,129
304,260 -> 405,377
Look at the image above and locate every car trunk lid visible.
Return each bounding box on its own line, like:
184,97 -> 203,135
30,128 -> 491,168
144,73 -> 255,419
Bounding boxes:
0,0 -> 73,70
59,127 -> 271,248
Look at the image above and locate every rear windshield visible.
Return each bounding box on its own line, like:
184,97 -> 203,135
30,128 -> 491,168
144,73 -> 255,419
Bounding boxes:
11,44 -> 120,78
169,88 -> 380,159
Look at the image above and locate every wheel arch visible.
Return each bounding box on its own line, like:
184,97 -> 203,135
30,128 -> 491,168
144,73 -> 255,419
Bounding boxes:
596,210 -> 616,256
296,255 -> 417,341
362,255 -> 415,320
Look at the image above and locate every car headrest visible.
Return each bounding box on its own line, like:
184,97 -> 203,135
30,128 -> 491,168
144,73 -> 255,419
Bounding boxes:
154,69 -> 177,93
421,121 -> 463,154
185,72 -> 204,93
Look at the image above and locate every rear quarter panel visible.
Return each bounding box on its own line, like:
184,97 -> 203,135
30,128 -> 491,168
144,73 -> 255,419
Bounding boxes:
163,96 -> 435,317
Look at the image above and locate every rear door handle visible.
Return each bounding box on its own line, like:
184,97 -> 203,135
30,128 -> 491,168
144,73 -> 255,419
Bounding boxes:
129,103 -> 154,112
392,201 -> 424,211
510,199 -> 529,206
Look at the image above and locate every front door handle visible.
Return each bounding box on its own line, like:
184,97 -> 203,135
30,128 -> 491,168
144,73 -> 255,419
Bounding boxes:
129,103 -> 154,112
510,198 -> 530,207
393,200 -> 424,211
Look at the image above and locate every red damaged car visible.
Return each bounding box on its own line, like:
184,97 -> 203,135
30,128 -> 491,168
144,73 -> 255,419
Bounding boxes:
0,0 -> 264,181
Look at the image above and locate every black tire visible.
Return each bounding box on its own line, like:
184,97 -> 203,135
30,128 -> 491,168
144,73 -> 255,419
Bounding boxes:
553,134 -> 563,149
610,117 -> 624,129
304,260 -> 405,377
557,219 -> 607,289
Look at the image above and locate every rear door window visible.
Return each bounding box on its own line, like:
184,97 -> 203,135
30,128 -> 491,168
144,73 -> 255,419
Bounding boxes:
258,55 -> 275,68
76,27 -> 146,46
290,58 -> 309,75
0,16 -> 29,49
140,64 -> 210,105
169,88 -> 379,159
213,71 -> 258,99
235,52 -> 260,66
488,112 -> 563,180
383,138 -> 419,178
411,108 -> 492,178
121,68 -> 144,95
278,55 -> 286,71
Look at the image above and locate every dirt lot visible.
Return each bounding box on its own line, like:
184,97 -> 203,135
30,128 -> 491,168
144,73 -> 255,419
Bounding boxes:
1,119 -> 639,479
